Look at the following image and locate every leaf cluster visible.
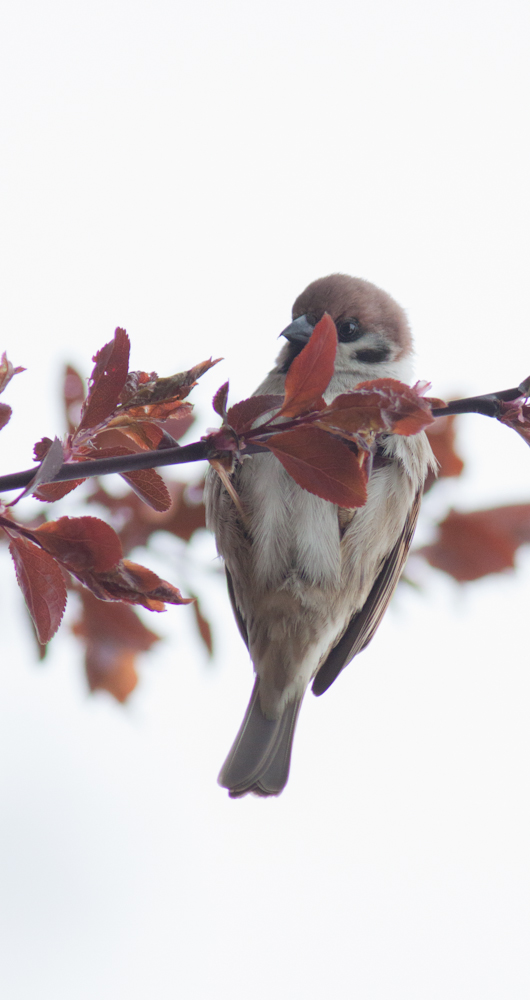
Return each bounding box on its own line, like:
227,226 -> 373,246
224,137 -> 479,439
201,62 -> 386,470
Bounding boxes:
1,315 -> 530,702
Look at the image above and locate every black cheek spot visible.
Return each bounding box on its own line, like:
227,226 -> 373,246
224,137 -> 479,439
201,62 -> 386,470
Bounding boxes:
356,347 -> 391,363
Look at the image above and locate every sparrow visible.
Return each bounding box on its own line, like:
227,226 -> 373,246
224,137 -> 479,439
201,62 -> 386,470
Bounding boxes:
205,274 -> 436,797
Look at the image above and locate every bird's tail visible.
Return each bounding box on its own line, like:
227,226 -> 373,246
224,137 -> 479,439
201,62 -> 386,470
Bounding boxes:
218,679 -> 303,797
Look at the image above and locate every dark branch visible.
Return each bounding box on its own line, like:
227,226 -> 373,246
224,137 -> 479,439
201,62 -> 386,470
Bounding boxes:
0,381 -> 527,494
0,440 -> 267,493
431,385 -> 525,418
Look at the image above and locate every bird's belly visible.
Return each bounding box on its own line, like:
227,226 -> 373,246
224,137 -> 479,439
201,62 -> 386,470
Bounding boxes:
239,452 -> 343,592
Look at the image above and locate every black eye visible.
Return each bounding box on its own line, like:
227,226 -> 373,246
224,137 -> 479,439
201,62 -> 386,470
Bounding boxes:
337,318 -> 362,343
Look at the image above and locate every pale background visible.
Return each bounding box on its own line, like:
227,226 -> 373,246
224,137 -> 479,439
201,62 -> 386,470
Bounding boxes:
1,1 -> 530,998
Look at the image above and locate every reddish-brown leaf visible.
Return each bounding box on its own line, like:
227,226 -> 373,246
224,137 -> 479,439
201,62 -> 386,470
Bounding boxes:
280,314 -> 337,418
159,411 -> 195,442
63,364 -> 86,432
163,481 -> 207,541
73,590 -> 160,701
265,425 -> 368,507
120,358 -> 222,408
352,378 -> 435,435
121,468 -> 172,512
86,648 -> 138,701
226,394 -> 284,433
212,382 -> 229,418
0,402 -> 12,430
33,436 -> 85,501
0,352 -> 25,394
78,328 -> 130,431
107,398 -> 193,426
8,534 -> 67,643
119,369 -> 157,405
34,479 -> 87,502
83,558 -> 192,610
33,437 -> 53,461
82,443 -> 172,512
34,516 -> 123,573
85,479 -> 206,552
418,504 -> 530,581
173,358 -> 222,399
498,398 -> 530,446
191,594 -> 213,657
24,437 -> 65,500
424,415 -> 464,491
315,394 -> 389,439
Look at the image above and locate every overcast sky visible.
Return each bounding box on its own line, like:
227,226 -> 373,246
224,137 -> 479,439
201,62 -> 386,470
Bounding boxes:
1,2 -> 530,998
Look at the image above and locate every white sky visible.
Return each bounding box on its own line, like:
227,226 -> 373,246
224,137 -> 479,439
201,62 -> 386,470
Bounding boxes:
1,1 -> 530,998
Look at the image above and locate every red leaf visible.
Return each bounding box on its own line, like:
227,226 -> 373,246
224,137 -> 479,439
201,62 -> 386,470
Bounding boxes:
419,504 -> 530,581
34,516 -> 123,573
33,437 -> 53,461
0,402 -> 12,430
120,358 -> 222,407
83,443 -> 172,512
315,394 -> 389,439
227,394 -> 284,433
83,558 -> 193,610
121,468 -> 171,512
265,426 -> 368,507
9,534 -> 67,643
32,437 -> 86,501
498,398 -> 530,446
107,398 -> 193,425
279,314 -> 337,418
119,369 -> 157,405
24,437 -> 65,500
85,479 -> 206,551
191,594 -> 213,657
212,382 -> 229,418
78,328 -> 130,431
73,590 -> 160,702
33,479 -> 86,502
63,364 -> 86,432
424,415 -> 464,491
351,378 -> 435,435
164,481 -> 207,541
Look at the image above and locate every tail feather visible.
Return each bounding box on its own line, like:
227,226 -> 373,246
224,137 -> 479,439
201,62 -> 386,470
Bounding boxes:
218,679 -> 303,797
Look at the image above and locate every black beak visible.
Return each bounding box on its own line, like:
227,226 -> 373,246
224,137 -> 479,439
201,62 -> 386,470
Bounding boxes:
279,314 -> 315,345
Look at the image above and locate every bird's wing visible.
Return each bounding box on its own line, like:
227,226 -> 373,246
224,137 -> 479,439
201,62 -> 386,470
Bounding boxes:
225,566 -> 250,648
312,489 -> 422,697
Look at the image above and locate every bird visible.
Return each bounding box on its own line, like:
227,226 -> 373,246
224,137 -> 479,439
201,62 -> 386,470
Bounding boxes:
204,274 -> 436,797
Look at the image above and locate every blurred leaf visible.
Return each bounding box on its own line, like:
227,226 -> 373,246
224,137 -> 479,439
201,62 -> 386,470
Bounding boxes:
419,504 -> 530,581
424,414 -> 464,492
0,352 -> 25,394
0,402 -> 12,430
191,594 -> 213,657
73,590 -> 160,701
63,364 -> 86,432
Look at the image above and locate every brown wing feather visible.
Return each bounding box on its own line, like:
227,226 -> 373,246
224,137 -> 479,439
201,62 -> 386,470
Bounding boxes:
312,489 -> 422,697
225,566 -> 249,648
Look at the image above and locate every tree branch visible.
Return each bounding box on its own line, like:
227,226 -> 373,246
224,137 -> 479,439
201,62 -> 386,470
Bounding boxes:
430,384 -> 526,418
0,381 -> 527,494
